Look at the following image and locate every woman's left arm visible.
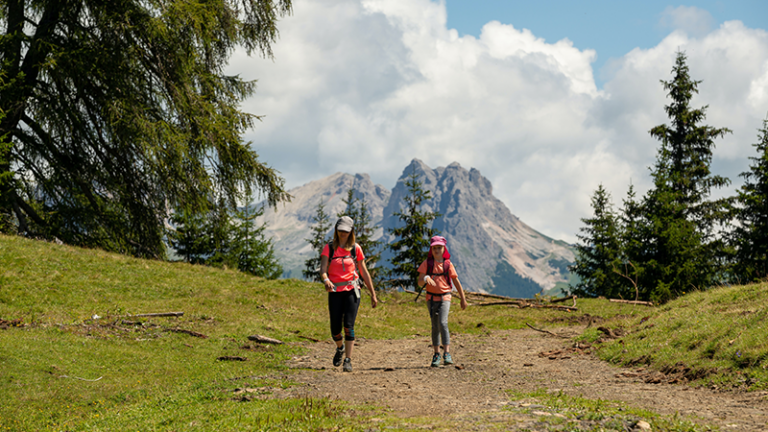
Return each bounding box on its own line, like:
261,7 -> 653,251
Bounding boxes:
452,277 -> 468,310
357,258 -> 378,308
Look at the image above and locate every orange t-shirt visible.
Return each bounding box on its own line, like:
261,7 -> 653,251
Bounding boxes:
322,243 -> 364,292
417,259 -> 457,301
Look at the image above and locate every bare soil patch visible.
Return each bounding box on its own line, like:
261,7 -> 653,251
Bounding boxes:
283,328 -> 768,431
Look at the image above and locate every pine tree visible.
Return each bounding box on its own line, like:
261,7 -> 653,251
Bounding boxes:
732,117 -> 768,282
570,185 -> 625,298
168,208 -> 210,265
356,198 -> 385,287
170,193 -> 281,278
303,200 -> 332,282
640,51 -> 731,302
618,184 -> 646,300
387,170 -> 441,295
338,189 -> 361,224
202,197 -> 238,270
232,203 -> 282,279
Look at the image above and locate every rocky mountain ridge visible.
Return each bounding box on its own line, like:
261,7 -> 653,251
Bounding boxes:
258,159 -> 575,296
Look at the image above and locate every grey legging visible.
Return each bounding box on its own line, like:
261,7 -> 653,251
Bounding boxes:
427,299 -> 451,347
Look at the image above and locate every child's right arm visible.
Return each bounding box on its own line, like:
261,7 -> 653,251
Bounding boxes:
419,273 -> 436,287
417,261 -> 436,287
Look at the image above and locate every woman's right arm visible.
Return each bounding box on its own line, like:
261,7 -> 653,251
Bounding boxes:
320,255 -> 334,292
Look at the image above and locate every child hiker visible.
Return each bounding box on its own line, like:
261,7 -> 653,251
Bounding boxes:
417,235 -> 467,367
320,216 -> 378,372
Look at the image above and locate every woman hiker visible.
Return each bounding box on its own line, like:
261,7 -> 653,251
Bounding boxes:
320,216 -> 378,372
417,235 -> 467,367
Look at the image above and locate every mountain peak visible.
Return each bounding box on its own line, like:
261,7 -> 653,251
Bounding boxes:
383,161 -> 574,296
258,161 -> 574,296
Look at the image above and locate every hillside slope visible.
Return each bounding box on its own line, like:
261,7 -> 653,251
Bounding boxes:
2,235 -> 767,432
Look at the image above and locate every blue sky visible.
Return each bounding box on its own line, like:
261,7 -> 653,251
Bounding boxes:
232,0 -> 768,243
445,0 -> 768,88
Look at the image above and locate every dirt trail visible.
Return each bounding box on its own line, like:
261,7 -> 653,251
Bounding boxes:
282,328 -> 768,431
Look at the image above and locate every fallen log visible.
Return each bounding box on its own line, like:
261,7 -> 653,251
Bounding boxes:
609,299 -> 654,306
476,300 -> 527,307
247,334 -> 284,345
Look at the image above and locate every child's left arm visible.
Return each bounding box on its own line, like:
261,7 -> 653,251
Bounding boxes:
452,276 -> 468,310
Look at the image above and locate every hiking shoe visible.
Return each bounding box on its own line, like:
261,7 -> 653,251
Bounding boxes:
333,346 -> 344,367
431,353 -> 441,367
343,357 -> 353,372
443,353 -> 454,365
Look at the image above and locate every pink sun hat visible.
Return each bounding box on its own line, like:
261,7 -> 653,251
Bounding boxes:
430,236 -> 447,247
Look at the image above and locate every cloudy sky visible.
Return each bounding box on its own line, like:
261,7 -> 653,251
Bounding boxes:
228,0 -> 768,243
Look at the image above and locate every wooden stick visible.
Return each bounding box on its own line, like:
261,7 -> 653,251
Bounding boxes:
298,335 -> 320,343
526,323 -> 570,339
476,300 -> 527,307
133,312 -> 184,317
550,295 -> 577,304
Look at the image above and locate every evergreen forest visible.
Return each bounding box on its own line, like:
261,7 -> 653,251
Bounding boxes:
571,51 -> 768,303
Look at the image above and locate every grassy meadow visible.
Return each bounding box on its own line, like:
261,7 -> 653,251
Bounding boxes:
1,233 -> 767,431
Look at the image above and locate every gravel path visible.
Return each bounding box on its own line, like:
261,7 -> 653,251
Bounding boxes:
280,328 -> 768,431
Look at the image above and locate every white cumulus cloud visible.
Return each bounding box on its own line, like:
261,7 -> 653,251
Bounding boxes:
230,0 -> 768,243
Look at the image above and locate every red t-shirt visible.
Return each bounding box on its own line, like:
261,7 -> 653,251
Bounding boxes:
417,259 -> 458,301
322,243 -> 365,292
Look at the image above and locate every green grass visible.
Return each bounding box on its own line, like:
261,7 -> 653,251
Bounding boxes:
506,388 -> 709,431
0,233 -> 760,430
593,282 -> 768,390
0,235 -> 368,431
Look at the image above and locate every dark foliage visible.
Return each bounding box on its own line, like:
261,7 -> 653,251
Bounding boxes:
731,117 -> 768,282
0,0 -> 292,258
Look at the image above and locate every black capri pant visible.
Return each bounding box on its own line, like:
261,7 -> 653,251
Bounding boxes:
328,290 -> 360,342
